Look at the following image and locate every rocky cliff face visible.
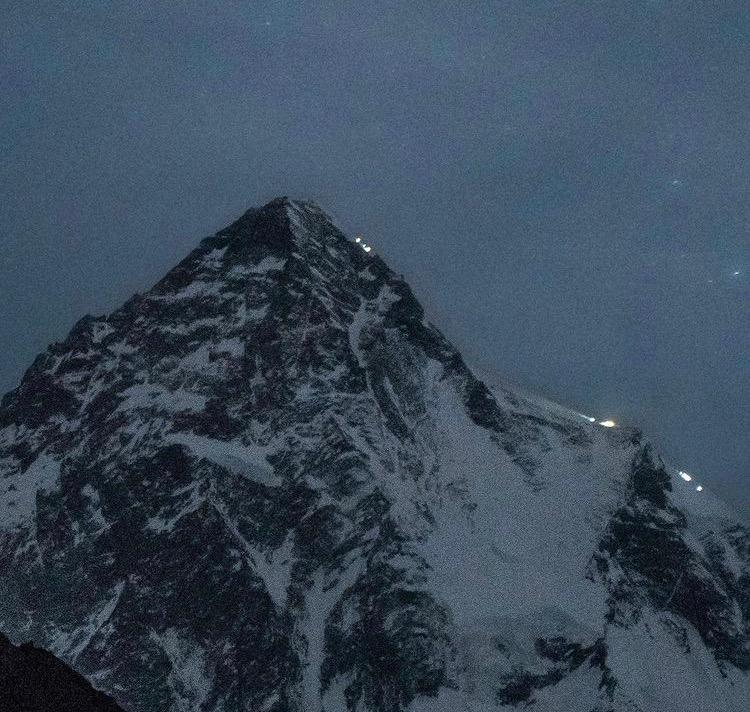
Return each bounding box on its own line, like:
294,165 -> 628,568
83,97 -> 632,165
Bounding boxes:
0,198 -> 748,711
0,632 -> 124,711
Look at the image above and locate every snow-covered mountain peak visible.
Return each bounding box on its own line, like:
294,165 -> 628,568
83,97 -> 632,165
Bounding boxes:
213,197 -> 351,256
0,199 -> 748,712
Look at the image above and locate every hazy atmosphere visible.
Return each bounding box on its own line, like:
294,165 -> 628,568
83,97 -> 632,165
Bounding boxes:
2,1 -> 748,518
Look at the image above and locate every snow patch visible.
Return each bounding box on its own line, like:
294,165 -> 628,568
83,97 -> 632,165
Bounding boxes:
0,454 -> 61,528
146,482 -> 205,533
228,256 -> 286,278
91,322 -> 115,344
212,337 -> 244,357
297,563 -> 363,711
201,246 -> 227,268
149,628 -> 212,711
348,299 -> 370,370
51,581 -> 125,663
167,433 -> 278,486
151,280 -> 223,301
117,384 -> 208,414
210,498 -> 294,611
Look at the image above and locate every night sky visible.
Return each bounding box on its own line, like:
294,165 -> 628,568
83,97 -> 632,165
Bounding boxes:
2,2 -> 748,519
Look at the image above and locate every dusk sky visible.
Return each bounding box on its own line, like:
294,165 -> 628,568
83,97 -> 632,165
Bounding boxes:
2,1 -> 748,518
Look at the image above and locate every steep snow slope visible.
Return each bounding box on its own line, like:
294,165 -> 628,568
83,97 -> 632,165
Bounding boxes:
0,198 -> 748,711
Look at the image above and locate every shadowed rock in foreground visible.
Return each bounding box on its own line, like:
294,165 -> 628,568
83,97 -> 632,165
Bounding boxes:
0,633 -> 124,711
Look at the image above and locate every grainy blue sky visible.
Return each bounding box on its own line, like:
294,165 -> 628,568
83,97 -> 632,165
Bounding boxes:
2,1 -> 748,518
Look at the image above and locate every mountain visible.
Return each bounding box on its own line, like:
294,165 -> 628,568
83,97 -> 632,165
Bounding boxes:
0,197 -> 748,712
0,632 -> 125,711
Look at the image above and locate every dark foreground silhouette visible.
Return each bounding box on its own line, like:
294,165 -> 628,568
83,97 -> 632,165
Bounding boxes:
0,633 -> 124,712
